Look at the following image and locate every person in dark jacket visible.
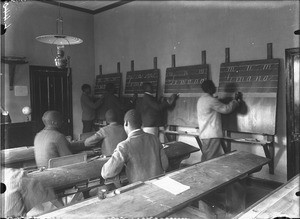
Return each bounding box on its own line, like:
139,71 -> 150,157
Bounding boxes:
135,82 -> 178,136
81,84 -> 102,133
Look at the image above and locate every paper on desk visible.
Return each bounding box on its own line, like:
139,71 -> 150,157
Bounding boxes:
152,176 -> 190,195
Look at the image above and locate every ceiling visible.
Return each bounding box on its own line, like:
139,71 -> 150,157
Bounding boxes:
43,0 -> 134,15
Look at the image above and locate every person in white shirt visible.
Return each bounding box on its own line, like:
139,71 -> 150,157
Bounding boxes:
197,80 -> 239,161
101,109 -> 169,183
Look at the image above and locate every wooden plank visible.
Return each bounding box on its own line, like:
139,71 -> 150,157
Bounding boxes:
1,146 -> 35,164
235,174 -> 299,219
28,157 -> 109,191
39,151 -> 269,218
48,153 -> 87,168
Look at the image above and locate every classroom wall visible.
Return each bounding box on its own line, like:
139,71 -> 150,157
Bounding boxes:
1,1 -> 95,138
94,1 -> 299,182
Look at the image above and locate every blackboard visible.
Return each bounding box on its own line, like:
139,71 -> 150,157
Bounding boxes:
166,97 -> 199,127
124,69 -> 160,94
219,59 -> 279,93
94,73 -> 122,96
219,59 -> 280,135
165,64 -> 209,93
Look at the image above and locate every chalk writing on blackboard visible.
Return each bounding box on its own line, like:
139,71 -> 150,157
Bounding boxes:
125,69 -> 160,94
94,73 -> 122,95
165,65 -> 209,93
218,59 -> 280,93
219,59 -> 280,135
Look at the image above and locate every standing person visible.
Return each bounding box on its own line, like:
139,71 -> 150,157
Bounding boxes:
81,84 -> 102,133
197,80 -> 240,161
136,82 -> 178,136
84,109 -> 127,156
34,111 -> 72,168
101,109 -> 169,183
99,83 -> 127,124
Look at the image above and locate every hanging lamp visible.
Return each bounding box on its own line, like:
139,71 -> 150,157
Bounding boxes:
36,3 -> 83,68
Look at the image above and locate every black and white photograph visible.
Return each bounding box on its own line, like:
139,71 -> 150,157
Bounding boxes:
0,0 -> 299,218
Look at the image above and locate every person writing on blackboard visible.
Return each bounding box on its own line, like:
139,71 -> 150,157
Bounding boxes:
101,109 -> 169,183
99,83 -> 127,124
197,80 -> 240,161
81,84 -> 103,133
136,82 -> 178,136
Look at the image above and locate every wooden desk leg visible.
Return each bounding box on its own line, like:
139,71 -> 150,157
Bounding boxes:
51,198 -> 64,208
195,136 -> 203,153
262,142 -> 274,174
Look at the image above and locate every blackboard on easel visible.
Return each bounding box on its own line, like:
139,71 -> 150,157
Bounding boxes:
166,52 -> 209,127
219,58 -> 280,135
165,64 -> 209,93
94,73 -> 122,96
124,69 -> 160,95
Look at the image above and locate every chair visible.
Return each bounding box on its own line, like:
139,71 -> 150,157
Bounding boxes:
48,153 -> 87,169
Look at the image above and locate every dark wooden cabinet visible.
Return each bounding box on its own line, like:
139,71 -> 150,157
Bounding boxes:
1,121 -> 37,149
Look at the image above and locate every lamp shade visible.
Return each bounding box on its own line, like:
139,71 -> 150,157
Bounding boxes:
36,34 -> 83,45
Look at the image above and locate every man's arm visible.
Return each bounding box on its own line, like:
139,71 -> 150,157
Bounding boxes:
56,135 -> 73,157
144,95 -> 169,111
101,144 -> 127,179
211,98 -> 239,114
84,130 -> 105,147
82,95 -> 102,109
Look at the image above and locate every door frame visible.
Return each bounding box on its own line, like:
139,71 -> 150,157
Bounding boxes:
29,65 -> 73,137
285,47 -> 300,180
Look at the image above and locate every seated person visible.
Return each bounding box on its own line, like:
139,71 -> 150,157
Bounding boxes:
84,109 -> 127,156
34,111 -> 72,168
2,167 -> 55,217
101,109 -> 169,184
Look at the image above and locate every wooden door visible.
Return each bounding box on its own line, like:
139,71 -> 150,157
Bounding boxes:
286,48 -> 300,180
29,65 -> 73,137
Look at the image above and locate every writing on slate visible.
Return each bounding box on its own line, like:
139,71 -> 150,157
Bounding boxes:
165,65 -> 209,93
95,73 -> 122,95
125,69 -> 159,94
219,59 -> 280,93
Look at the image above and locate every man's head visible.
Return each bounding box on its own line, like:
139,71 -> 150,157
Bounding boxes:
201,80 -> 216,95
42,111 -> 64,129
123,109 -> 142,134
142,82 -> 153,93
105,109 -> 118,124
105,83 -> 115,94
81,84 -> 91,95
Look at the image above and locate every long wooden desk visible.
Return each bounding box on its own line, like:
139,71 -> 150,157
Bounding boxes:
39,151 -> 269,218
28,157 -> 109,192
235,174 -> 300,219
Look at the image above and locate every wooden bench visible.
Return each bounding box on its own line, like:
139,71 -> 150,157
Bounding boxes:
39,151 -> 269,218
234,174 -> 299,219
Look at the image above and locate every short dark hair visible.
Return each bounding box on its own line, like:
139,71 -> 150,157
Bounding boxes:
201,80 -> 216,94
81,84 -> 91,92
42,110 -> 63,128
105,109 -> 118,123
124,109 -> 142,129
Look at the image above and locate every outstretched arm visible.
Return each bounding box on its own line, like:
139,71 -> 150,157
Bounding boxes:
101,144 -> 127,179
